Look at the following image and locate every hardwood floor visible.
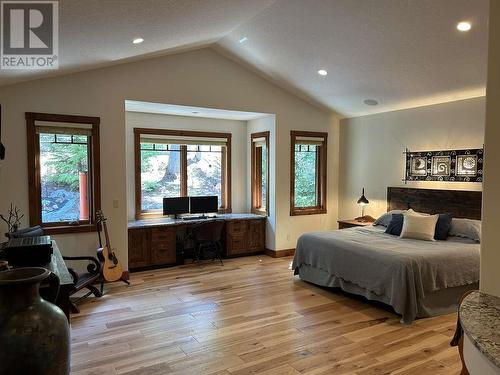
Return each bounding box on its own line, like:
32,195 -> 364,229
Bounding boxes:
70,255 -> 461,375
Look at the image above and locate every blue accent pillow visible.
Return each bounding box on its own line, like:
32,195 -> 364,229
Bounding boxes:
434,214 -> 453,240
385,213 -> 404,236
374,210 -> 405,227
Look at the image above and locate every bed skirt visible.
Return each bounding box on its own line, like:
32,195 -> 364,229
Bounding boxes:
295,264 -> 478,323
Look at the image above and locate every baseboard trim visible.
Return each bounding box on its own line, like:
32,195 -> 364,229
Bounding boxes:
264,248 -> 295,258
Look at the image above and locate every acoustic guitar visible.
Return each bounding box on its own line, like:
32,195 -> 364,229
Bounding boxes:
96,210 -> 124,282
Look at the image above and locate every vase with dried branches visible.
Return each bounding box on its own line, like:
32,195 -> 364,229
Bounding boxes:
0,204 -> 24,234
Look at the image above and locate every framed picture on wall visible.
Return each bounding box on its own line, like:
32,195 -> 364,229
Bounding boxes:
405,148 -> 483,183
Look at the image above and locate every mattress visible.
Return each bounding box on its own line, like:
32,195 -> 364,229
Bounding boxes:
292,225 -> 480,323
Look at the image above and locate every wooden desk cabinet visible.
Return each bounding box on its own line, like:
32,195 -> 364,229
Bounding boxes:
128,227 -> 177,269
225,219 -> 265,256
128,216 -> 266,270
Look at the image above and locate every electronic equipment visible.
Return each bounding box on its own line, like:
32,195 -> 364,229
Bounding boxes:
163,197 -> 190,218
190,196 -> 219,216
2,236 -> 53,266
182,215 -> 216,221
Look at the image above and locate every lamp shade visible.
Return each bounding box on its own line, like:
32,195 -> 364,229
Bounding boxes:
357,188 -> 369,205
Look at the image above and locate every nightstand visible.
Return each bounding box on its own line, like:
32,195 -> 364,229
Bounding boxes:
337,218 -> 375,229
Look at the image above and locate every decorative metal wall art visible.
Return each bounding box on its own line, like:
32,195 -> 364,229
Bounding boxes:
404,148 -> 483,183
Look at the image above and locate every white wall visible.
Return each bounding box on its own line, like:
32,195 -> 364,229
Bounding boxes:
125,112 -> 248,219
339,97 -> 485,220
480,1 -> 500,298
247,115 -> 276,249
0,47 -> 338,268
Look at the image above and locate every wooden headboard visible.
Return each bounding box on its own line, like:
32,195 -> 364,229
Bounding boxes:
387,187 -> 482,220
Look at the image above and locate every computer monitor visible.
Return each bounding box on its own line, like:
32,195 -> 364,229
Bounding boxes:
190,196 -> 219,215
163,197 -> 189,218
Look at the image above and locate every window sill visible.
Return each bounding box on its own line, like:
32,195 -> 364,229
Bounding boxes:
251,208 -> 269,217
137,207 -> 233,219
290,207 -> 327,216
42,224 -> 98,235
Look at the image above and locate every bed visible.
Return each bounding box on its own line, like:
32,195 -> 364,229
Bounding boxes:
292,187 -> 481,324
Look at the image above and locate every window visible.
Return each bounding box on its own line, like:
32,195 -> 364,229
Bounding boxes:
251,131 -> 269,216
290,131 -> 327,216
134,129 -> 231,218
26,112 -> 101,234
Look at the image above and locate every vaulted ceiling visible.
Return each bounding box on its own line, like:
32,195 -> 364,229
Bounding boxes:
0,0 -> 489,117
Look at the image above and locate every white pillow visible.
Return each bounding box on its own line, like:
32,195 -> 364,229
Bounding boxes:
449,218 -> 481,243
406,208 -> 430,216
400,212 -> 439,241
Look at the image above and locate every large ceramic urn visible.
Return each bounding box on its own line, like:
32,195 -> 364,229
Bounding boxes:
0,267 -> 70,375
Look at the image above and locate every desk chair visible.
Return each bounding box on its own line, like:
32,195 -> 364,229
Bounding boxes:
192,220 -> 224,265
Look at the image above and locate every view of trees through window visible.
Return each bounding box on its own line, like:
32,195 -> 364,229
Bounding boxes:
294,144 -> 318,207
187,145 -> 222,203
140,143 -> 222,211
39,133 -> 89,223
140,144 -> 181,210
261,145 -> 267,210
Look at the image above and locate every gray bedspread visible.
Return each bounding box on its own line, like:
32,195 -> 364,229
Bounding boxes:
292,226 -> 480,323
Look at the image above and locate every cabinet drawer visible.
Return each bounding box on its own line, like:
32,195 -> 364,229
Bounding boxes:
151,227 -> 176,264
151,243 -> 176,264
151,227 -> 176,242
226,221 -> 248,235
230,236 -> 247,253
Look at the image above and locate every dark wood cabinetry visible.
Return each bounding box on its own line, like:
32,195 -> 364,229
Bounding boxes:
128,228 -> 151,268
225,219 -> 266,257
128,227 -> 177,269
128,216 -> 266,270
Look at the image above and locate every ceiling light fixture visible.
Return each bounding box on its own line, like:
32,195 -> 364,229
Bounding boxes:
239,37 -> 248,44
317,69 -> 328,76
457,22 -> 471,32
132,37 -> 144,44
363,99 -> 379,106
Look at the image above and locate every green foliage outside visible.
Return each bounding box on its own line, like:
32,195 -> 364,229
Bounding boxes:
140,144 -> 222,210
40,135 -> 88,191
294,145 -> 317,207
261,146 -> 267,208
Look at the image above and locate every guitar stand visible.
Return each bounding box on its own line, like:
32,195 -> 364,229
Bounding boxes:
96,214 -> 130,295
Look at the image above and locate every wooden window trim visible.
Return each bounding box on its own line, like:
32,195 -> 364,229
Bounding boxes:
26,112 -> 101,235
251,131 -> 270,216
290,130 -> 327,216
134,128 -> 232,219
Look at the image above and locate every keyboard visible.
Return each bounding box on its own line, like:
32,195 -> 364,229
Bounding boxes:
181,215 -> 217,221
182,216 -> 207,221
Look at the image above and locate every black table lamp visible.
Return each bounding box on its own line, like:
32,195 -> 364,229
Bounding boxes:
356,188 -> 369,222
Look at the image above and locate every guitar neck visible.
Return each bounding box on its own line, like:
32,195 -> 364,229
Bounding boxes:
102,220 -> 112,250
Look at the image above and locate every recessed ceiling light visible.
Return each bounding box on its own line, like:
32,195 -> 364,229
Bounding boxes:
317,69 -> 328,76
363,99 -> 379,106
132,37 -> 144,44
457,22 -> 471,32
239,37 -> 248,44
